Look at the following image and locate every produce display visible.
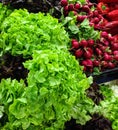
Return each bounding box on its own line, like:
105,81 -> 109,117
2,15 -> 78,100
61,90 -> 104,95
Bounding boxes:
0,0 -> 118,130
60,0 -> 118,74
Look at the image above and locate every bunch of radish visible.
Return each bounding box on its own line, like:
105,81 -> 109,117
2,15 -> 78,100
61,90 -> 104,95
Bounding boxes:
71,31 -> 118,73
60,0 -> 118,73
60,0 -> 107,30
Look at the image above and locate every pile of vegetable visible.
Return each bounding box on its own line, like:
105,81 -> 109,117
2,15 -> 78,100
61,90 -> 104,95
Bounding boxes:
0,2 -> 95,130
0,49 -> 94,130
1,0 -> 118,130
60,0 -> 118,74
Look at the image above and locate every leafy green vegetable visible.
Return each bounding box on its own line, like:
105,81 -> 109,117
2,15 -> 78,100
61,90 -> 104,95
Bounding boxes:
77,19 -> 100,41
0,105 -> 4,119
0,49 -> 94,130
24,49 -> 93,129
0,78 -> 25,105
61,13 -> 100,41
0,78 -> 25,128
94,84 -> 118,130
0,3 -> 12,30
0,9 -> 70,58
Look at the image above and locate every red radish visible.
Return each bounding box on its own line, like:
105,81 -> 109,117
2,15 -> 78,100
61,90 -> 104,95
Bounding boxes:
95,48 -> 103,56
99,18 -> 108,27
81,60 -> 88,66
90,18 -> 95,24
101,61 -> 108,68
75,49 -> 83,58
72,11 -> 78,16
88,2 -> 93,8
103,53 -> 112,61
79,39 -> 88,47
112,43 -> 118,50
81,5 -> 90,13
88,39 -> 94,46
108,35 -> 114,42
64,6 -> 69,12
86,47 -> 93,54
101,31 -> 108,39
89,22 -> 94,27
83,50 -> 92,59
99,17 -> 103,22
86,59 -> 93,67
71,39 -> 79,49
93,10 -> 99,17
68,4 -> 74,11
103,40 -> 109,46
94,17 -> 100,24
81,59 -> 93,68
100,38 -> 109,46
107,62 -> 115,69
88,11 -> 94,18
114,54 -> 118,60
94,24 -> 102,30
98,44 -> 108,51
61,0 -> 68,7
76,15 -> 87,22
113,34 -> 118,42
74,3 -> 80,10
113,50 -> 118,55
98,14 -> 103,19
93,60 -> 100,66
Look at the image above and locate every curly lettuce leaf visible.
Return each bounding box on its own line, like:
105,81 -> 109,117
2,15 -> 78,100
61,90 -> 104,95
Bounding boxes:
0,9 -> 70,57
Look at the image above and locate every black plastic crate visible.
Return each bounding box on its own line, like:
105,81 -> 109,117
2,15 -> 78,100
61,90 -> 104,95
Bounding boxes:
91,68 -> 118,84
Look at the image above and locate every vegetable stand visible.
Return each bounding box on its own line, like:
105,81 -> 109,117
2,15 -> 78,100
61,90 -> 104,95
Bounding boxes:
0,0 -> 118,130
